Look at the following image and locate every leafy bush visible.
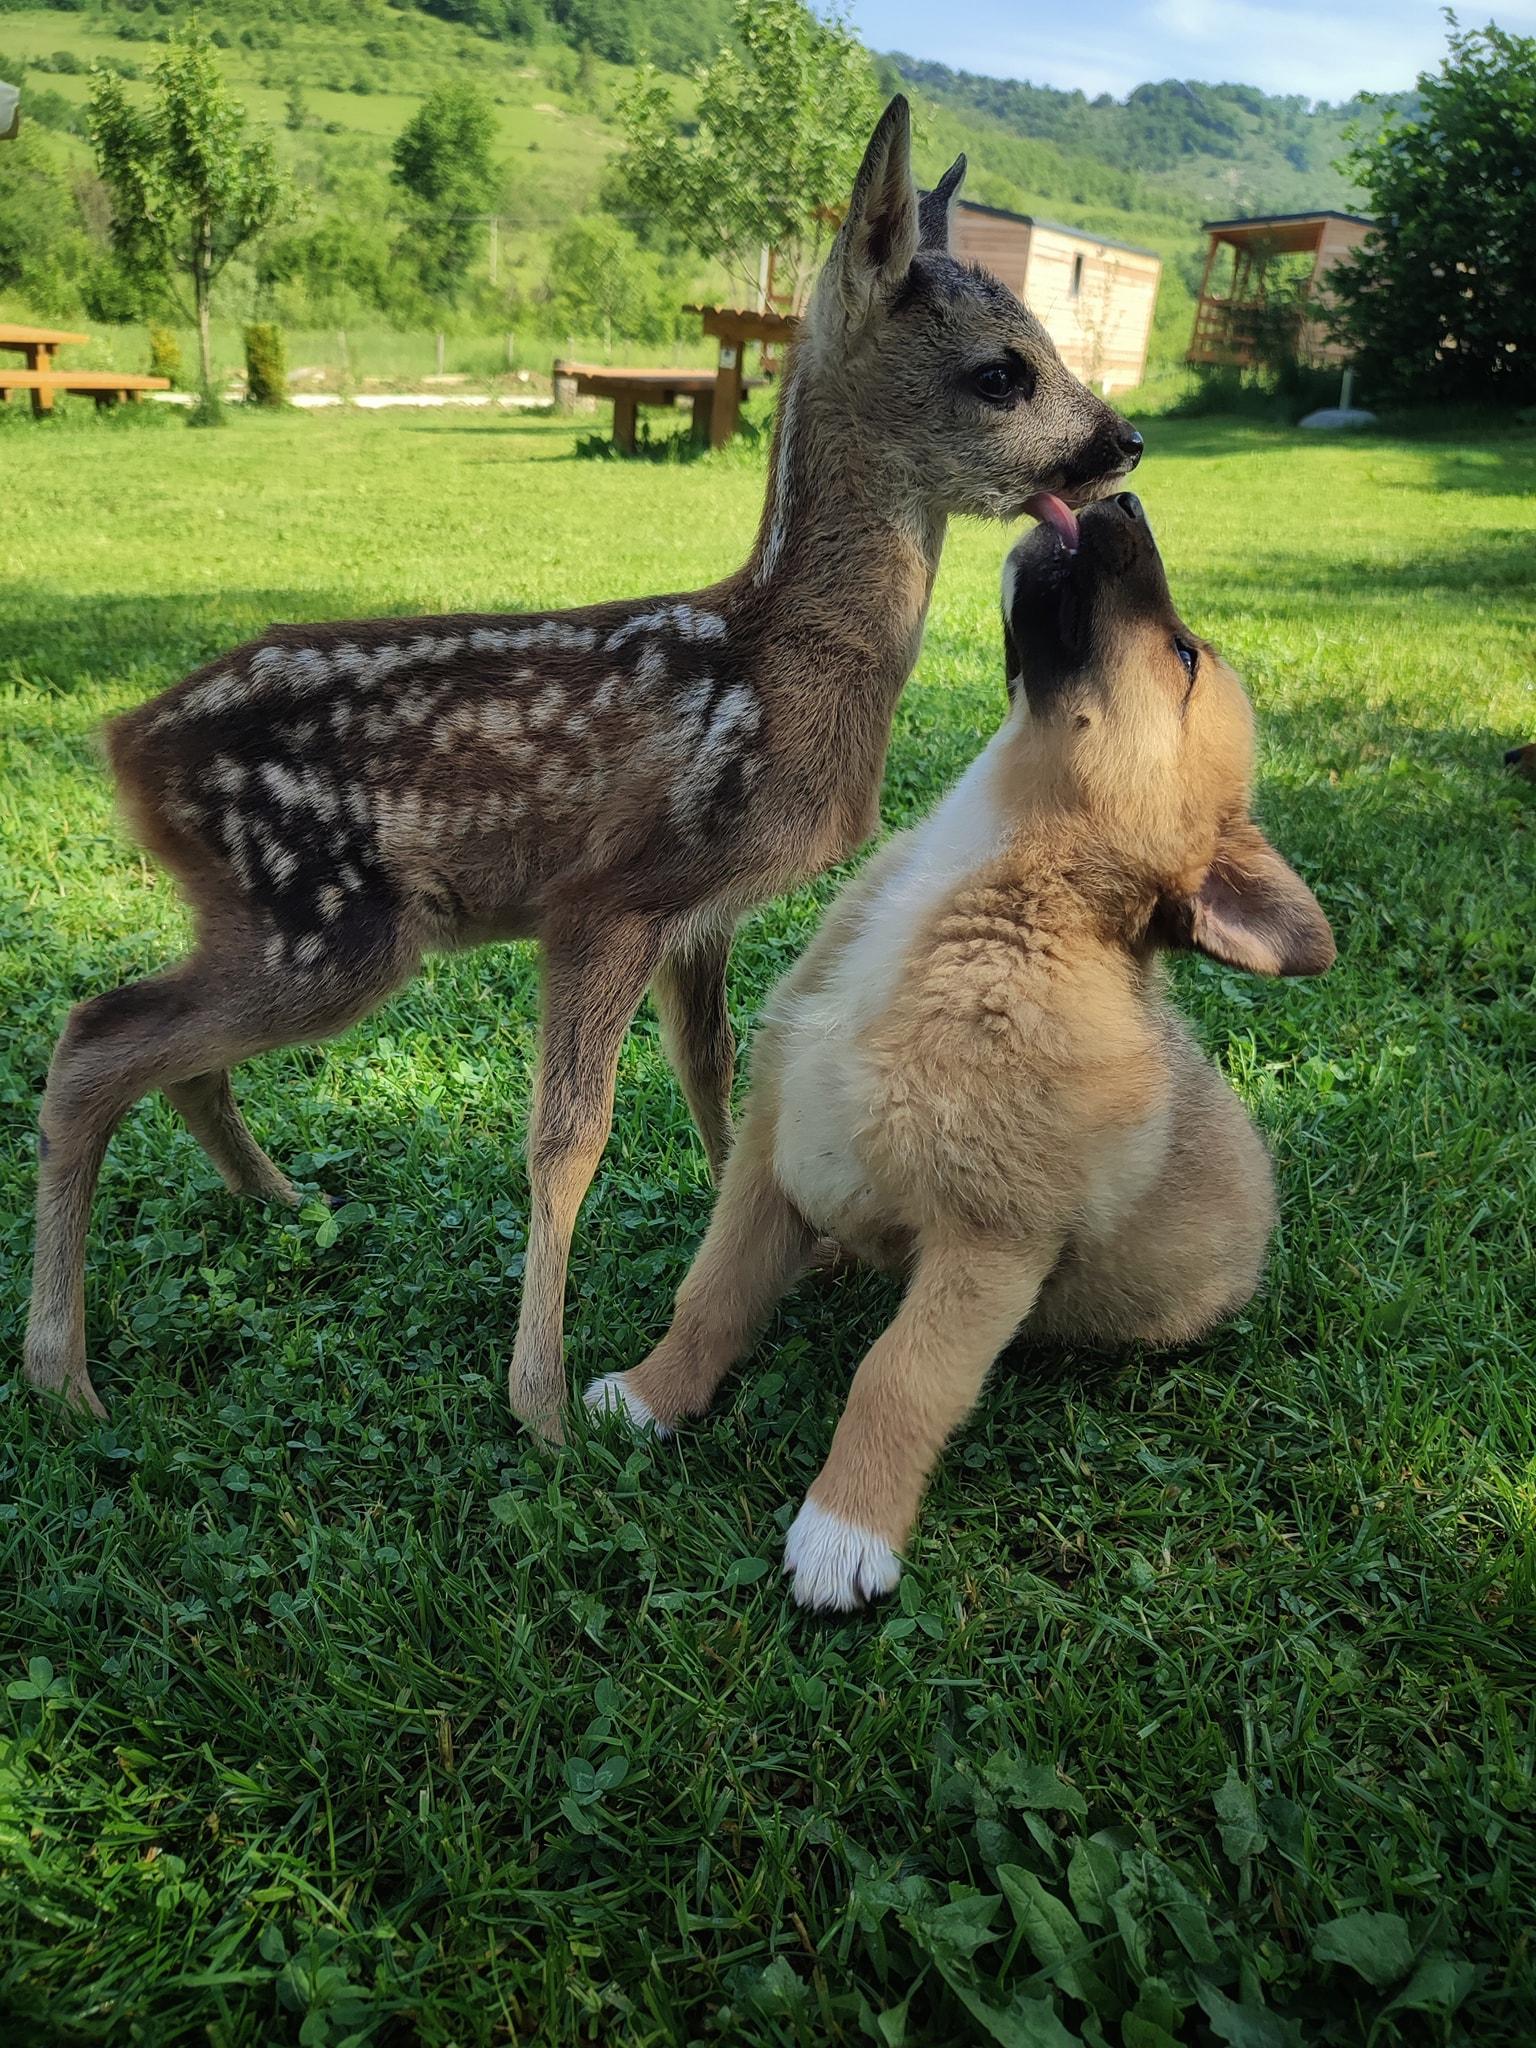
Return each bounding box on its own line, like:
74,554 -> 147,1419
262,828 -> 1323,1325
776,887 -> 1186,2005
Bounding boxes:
148,322 -> 182,387
1330,21 -> 1536,403
243,322 -> 288,405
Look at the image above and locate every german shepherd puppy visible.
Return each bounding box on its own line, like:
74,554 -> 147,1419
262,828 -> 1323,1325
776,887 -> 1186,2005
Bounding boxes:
591,493 -> 1335,1611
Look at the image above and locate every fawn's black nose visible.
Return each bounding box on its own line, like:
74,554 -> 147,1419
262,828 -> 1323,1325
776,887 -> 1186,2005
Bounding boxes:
1115,491 -> 1143,521
1117,426 -> 1144,471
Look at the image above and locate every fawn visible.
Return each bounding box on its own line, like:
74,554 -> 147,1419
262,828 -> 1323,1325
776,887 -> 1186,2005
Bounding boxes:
25,98 -> 1143,1433
591,496 -> 1334,1609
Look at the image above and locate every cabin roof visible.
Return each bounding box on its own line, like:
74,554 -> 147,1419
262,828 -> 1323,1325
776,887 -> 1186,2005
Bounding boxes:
1200,209 -> 1374,253
953,197 -> 1160,261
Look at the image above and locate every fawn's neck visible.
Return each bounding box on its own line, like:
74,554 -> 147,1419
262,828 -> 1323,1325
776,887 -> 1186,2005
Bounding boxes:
746,352 -> 946,677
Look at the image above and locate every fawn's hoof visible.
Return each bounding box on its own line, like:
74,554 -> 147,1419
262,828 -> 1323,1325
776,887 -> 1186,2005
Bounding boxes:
783,1499 -> 901,1612
24,1337 -> 107,1420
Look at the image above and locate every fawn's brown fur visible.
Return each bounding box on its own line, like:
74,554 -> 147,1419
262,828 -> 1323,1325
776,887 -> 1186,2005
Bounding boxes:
593,495 -> 1335,1610
25,98 -> 1142,1431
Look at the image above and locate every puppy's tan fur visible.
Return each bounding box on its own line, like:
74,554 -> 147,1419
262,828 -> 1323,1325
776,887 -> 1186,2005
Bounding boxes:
592,495 -> 1334,1610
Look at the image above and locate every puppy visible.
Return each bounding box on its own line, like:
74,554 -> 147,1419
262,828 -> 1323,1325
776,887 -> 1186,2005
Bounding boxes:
590,494 -> 1335,1611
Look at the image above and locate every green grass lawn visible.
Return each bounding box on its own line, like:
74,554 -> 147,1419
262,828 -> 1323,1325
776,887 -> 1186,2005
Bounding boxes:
1,405 -> 1533,2047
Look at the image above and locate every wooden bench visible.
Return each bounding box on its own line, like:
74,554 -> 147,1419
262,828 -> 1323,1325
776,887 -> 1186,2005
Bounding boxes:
553,359 -> 763,454
0,368 -> 172,417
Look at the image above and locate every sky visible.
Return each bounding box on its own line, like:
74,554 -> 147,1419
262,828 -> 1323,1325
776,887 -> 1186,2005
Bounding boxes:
851,0 -> 1536,102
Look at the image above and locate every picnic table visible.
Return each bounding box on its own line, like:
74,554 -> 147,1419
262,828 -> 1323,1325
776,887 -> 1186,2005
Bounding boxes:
553,361 -> 722,454
0,323 -> 169,415
552,303 -> 798,454
683,304 -> 800,447
0,323 -> 90,375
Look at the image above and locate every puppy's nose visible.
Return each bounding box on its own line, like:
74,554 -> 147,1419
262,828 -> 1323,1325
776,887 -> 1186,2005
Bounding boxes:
1116,426 -> 1144,470
1115,491 -> 1144,521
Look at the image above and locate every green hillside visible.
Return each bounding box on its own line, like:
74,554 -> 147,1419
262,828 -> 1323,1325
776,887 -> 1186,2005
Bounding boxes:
0,0 -> 1384,388
890,56 -> 1389,219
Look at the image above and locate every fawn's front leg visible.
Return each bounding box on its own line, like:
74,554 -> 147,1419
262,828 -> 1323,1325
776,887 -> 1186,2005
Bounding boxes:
785,1235 -> 1060,1611
509,916 -> 666,1439
586,1086 -> 815,1433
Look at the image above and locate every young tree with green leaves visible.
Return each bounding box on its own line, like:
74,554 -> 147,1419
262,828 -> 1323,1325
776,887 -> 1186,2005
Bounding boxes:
547,214 -> 666,354
1330,20 -> 1536,402
616,0 -> 883,308
390,83 -> 497,305
88,20 -> 294,407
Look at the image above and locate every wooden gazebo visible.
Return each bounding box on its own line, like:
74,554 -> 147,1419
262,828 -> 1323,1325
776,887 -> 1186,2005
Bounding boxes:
1187,211 -> 1373,369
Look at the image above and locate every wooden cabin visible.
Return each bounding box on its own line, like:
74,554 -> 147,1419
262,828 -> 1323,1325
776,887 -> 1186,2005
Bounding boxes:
759,198 -> 1161,392
1187,211 -> 1373,369
949,201 -> 1162,394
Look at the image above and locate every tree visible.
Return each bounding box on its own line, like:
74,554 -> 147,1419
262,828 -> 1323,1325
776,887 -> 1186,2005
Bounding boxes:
88,20 -> 294,404
616,0 -> 883,308
547,214 -> 665,354
390,83 -> 497,305
1330,19 -> 1536,402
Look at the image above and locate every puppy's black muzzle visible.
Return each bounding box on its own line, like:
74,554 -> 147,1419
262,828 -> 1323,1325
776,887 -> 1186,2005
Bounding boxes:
1003,493 -> 1168,704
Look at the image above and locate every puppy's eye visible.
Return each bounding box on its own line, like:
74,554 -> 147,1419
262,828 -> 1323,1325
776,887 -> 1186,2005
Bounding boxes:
971,357 -> 1035,406
1175,639 -> 1199,695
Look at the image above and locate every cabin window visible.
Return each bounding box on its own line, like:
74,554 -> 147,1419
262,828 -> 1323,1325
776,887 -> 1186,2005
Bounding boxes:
1070,253 -> 1084,299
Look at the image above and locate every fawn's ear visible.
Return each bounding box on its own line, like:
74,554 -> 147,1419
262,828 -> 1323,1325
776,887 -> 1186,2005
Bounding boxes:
831,96 -> 920,323
918,154 -> 967,252
1154,819 -> 1335,977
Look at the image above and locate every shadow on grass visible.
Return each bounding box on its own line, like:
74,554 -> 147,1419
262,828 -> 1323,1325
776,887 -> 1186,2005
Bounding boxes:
1196,539 -> 1534,622
0,587 -> 406,699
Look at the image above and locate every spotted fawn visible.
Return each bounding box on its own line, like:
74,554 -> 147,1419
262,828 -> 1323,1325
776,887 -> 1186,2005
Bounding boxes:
25,97 -> 1143,1433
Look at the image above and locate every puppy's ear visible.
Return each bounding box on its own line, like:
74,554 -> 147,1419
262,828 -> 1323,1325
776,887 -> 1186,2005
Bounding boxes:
827,96 -> 919,324
918,154 -> 966,252
1153,819 -> 1335,976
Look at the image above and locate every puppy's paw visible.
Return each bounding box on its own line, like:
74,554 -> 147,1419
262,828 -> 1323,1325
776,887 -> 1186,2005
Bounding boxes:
783,1498 -> 901,1612
583,1372 -> 672,1440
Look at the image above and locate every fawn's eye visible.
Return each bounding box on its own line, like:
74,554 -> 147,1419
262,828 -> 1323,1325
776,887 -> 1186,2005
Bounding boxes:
971,356 -> 1035,406
1175,639 -> 1199,699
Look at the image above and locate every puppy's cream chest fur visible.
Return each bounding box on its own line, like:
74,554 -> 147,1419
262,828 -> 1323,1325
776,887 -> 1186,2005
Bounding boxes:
771,729 -> 1012,1243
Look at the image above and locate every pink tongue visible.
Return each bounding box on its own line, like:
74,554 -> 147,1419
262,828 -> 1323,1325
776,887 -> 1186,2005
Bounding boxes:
1024,492 -> 1080,552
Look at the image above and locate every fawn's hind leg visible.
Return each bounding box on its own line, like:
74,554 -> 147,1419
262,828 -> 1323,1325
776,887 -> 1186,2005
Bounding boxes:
26,937 -> 412,1415
651,924 -> 736,1180
163,1070 -> 298,1204
508,914 -> 667,1439
586,1080 -> 815,1434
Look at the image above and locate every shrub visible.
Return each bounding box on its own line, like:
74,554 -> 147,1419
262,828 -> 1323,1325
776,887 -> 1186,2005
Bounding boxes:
243,322 -> 287,405
148,322 -> 182,386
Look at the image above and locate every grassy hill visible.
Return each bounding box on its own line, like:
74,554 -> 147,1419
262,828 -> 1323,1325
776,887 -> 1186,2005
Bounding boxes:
0,0 -> 1379,391
890,56 -> 1385,220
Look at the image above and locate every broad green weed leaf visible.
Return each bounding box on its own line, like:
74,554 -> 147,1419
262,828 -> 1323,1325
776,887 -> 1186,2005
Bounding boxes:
1386,1954 -> 1477,2015
982,1753 -> 1088,1821
997,1866 -> 1111,2009
1311,1909 -> 1414,1988
1067,1837 -> 1120,1929
952,1983 -> 1080,2048
1213,1766 -> 1268,1864
1195,1979 -> 1304,2048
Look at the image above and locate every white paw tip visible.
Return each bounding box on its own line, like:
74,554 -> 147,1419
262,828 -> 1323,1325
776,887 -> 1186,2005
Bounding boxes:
783,1498 -> 902,1612
583,1373 -> 670,1439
